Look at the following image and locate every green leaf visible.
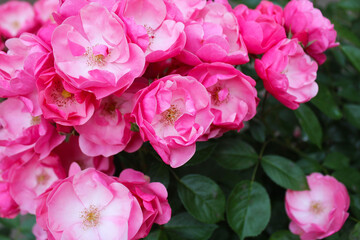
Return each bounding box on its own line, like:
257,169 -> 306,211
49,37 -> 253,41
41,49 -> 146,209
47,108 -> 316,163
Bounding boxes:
250,121 -> 266,142
338,0 -> 360,11
269,230 -> 299,240
323,152 -> 350,170
311,83 -> 342,120
294,104 -> 323,148
185,141 -> 217,167
226,181 -> 271,240
146,161 -> 170,188
178,174 -> 225,223
144,230 -> 168,240
342,46 -> 360,72
297,158 -> 322,175
261,155 -> 308,190
215,139 -> 258,170
335,22 -> 360,48
164,213 -> 218,240
333,168 -> 360,192
344,104 -> 360,129
350,222 -> 360,240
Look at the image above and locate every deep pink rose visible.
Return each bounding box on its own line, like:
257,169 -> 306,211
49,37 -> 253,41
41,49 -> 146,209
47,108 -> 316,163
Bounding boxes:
75,83 -> 144,157
52,3 -> 145,99
36,167 -> 143,240
234,1 -> 286,54
285,173 -> 350,240
0,182 -> 19,219
189,62 -> 258,139
119,169 -> 171,239
34,0 -> 58,24
164,0 -> 206,22
53,136 -> 115,176
284,0 -> 339,64
255,38 -> 318,109
0,1 -> 36,38
177,2 -> 248,66
132,74 -> 213,167
37,69 -> 98,126
8,153 -> 65,214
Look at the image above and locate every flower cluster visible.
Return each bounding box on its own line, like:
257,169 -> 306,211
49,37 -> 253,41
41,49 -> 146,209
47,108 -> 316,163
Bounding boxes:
0,0 -> 344,239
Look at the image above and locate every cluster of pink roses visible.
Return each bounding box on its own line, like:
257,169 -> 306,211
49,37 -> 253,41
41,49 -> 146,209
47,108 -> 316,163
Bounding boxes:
0,0 -> 345,239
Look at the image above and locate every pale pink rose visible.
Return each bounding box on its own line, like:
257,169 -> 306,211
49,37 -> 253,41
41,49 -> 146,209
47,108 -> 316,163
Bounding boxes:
52,3 -> 145,99
119,169 -> 171,239
53,135 -> 115,176
285,173 -> 350,240
188,62 -> 258,139
37,69 -> 98,126
132,74 -> 213,168
33,223 -> 48,240
164,0 -> 206,22
117,0 -> 186,62
0,182 -> 19,218
234,2 -> 286,54
0,97 -> 65,158
36,167 -> 143,240
8,153 -> 65,214
0,1 -> 36,38
177,2 -> 248,66
284,0 -> 339,64
34,0 -> 58,24
75,84 -> 144,157
255,38 -> 318,110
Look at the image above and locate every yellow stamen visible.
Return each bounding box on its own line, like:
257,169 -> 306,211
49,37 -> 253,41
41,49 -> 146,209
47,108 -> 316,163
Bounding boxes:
80,205 -> 100,228
31,116 -> 41,126
61,89 -> 72,98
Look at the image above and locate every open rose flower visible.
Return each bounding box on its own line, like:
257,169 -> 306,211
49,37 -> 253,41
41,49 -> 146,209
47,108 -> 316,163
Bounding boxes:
285,173 -> 350,240
117,0 -> 186,62
284,0 -> 339,64
0,1 -> 36,38
36,166 -> 143,240
188,62 -> 258,139
177,1 -> 248,66
255,38 -> 318,109
119,169 -> 171,239
34,0 -> 58,24
132,74 -> 213,167
164,0 -> 206,22
0,182 -> 19,219
52,3 -> 145,99
234,1 -> 286,54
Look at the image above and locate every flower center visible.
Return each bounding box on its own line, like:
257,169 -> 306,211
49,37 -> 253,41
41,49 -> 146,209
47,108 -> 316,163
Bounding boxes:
31,116 -> 41,126
210,86 -> 229,106
161,104 -> 180,125
11,21 -> 20,29
85,45 -> 110,67
36,172 -> 50,185
144,24 -> 155,46
61,89 -> 72,98
50,80 -> 75,108
81,205 -> 100,228
310,201 -> 324,214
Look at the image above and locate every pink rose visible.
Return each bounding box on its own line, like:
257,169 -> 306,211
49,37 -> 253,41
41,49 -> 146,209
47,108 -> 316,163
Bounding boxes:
34,0 -> 58,24
37,69 -> 98,126
0,97 -> 65,158
164,0 -> 206,22
0,182 -> 19,219
284,0 -> 339,64
188,62 -> 258,139
36,167 -> 143,240
285,173 -> 350,240
255,38 -> 318,110
75,83 -> 144,157
33,223 -> 48,240
119,169 -> 171,239
177,2 -> 248,66
117,0 -> 186,62
234,2 -> 286,54
52,3 -> 145,99
8,153 -> 65,214
53,136 -> 115,176
0,1 -> 36,38
132,74 -> 213,167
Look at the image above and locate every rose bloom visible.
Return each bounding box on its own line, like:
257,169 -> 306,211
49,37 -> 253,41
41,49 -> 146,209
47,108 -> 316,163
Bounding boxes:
34,0 -> 58,24
285,173 -> 350,240
177,1 -> 249,66
284,0 -> 339,65
36,166 -> 143,240
188,62 -> 258,139
164,0 -> 206,22
132,74 -> 213,167
0,1 -> 36,38
255,38 -> 318,110
119,169 -> 171,239
234,1 -> 286,54
52,3 -> 145,99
